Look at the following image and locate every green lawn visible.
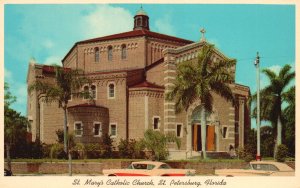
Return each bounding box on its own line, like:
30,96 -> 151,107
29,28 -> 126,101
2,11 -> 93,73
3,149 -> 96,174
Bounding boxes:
9,158 -> 246,163
10,158 -> 142,163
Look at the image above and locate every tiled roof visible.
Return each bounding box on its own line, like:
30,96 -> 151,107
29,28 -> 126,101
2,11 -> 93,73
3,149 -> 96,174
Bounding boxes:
78,29 -> 193,45
130,81 -> 164,89
42,65 -> 70,74
62,29 -> 193,62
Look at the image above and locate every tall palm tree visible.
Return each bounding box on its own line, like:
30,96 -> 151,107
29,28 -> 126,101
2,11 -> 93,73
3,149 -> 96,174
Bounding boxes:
252,65 -> 294,146
282,86 -> 295,156
29,65 -> 89,175
166,44 -> 236,159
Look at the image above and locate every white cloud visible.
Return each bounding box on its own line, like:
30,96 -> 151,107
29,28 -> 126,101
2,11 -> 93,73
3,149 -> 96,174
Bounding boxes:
154,14 -> 176,36
43,39 -> 54,49
268,65 -> 282,74
43,56 -> 62,65
4,67 -> 12,80
16,84 -> 28,105
81,5 -> 133,39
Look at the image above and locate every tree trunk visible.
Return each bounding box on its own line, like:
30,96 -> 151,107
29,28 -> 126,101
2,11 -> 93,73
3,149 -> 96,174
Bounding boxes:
6,143 -> 11,171
63,108 -> 68,153
68,151 -> 72,176
277,116 -> 282,146
200,106 -> 207,159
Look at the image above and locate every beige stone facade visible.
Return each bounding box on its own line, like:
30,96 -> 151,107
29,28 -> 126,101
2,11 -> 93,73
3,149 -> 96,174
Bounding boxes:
27,8 -> 250,158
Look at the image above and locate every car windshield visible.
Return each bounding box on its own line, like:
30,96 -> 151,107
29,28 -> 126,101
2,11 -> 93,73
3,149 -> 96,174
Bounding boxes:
251,164 -> 279,171
132,164 -> 148,169
147,164 -> 155,170
127,164 -> 133,169
158,164 -> 171,169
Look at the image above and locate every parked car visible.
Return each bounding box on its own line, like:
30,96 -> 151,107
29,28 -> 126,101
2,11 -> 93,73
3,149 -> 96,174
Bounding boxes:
215,161 -> 294,176
103,161 -> 196,176
4,168 -> 13,176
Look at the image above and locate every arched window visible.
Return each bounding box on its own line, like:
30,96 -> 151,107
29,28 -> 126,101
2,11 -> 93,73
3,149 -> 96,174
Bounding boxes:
108,46 -> 113,61
121,44 -> 126,59
108,83 -> 115,98
94,47 -> 99,62
83,85 -> 96,100
138,17 -> 142,26
83,85 -> 89,99
91,85 -> 96,99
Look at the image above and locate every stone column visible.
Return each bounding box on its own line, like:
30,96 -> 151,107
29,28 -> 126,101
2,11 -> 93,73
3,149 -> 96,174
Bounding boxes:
163,50 -> 177,149
238,97 -> 245,148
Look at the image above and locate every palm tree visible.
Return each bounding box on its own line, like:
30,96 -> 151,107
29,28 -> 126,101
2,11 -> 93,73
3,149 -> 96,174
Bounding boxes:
282,86 -> 295,156
252,65 -> 294,146
166,44 -> 236,159
29,65 -> 89,175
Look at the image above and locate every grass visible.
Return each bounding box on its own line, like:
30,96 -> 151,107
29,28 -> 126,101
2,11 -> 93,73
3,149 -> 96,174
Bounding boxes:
10,158 -> 246,163
10,157 -> 295,163
166,158 -> 244,163
10,158 -> 143,163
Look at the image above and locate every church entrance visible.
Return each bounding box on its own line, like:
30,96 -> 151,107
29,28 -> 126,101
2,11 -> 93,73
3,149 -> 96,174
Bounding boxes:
190,105 -> 216,152
192,124 -> 215,151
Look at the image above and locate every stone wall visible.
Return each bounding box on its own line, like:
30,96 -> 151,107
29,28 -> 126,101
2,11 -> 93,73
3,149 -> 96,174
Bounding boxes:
7,161 -> 295,175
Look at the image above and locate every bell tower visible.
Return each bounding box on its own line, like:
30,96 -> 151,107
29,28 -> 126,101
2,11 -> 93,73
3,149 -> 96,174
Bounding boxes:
133,6 -> 150,31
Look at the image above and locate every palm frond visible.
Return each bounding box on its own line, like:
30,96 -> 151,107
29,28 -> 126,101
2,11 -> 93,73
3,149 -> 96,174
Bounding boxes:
262,68 -> 277,81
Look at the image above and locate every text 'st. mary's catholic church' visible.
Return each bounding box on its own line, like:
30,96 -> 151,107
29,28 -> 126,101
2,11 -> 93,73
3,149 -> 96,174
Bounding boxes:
27,7 -> 250,159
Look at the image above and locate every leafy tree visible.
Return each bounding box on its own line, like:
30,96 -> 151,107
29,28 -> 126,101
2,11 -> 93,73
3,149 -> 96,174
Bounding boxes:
260,126 -> 275,157
282,86 -> 295,156
29,65 -> 89,175
140,129 -> 180,161
166,44 -> 235,159
251,65 -> 294,146
118,139 -> 145,159
275,144 -> 289,162
4,82 -> 29,171
101,133 -> 114,158
4,82 -> 16,108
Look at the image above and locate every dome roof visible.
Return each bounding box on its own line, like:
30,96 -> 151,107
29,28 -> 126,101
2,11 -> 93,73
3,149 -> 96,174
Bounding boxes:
136,7 -> 148,16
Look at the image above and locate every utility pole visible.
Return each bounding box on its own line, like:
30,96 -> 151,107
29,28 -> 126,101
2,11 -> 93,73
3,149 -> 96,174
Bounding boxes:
254,52 -> 261,161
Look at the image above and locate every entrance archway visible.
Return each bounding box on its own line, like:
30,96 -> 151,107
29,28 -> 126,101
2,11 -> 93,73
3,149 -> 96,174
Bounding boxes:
190,105 -> 217,152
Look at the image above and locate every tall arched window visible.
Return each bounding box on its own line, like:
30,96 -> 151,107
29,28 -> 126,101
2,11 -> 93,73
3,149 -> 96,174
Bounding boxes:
83,85 -> 89,99
91,85 -> 96,99
83,85 -> 96,100
108,83 -> 115,98
121,44 -> 126,59
108,46 -> 113,61
94,47 -> 99,62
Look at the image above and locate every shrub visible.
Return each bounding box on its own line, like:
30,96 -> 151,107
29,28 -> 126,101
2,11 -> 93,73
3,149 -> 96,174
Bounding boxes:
118,139 -> 145,159
141,129 -> 180,161
275,144 -> 288,162
84,143 -> 101,159
237,144 -> 256,162
42,144 -> 52,158
30,140 -> 44,159
73,143 -> 85,159
50,143 -> 67,159
101,133 -> 114,158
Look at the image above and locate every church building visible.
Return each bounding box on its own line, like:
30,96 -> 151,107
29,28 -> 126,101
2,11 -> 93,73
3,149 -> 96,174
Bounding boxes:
27,7 -> 251,159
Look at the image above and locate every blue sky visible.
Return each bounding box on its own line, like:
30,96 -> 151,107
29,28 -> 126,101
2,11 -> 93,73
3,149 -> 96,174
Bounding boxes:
4,4 -> 295,128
